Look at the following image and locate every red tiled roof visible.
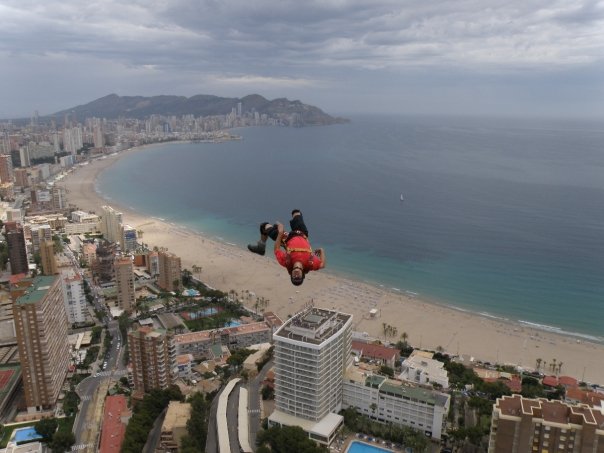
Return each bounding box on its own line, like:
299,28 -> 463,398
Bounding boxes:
566,387 -> 604,407
542,376 -> 558,387
99,395 -> 130,453
8,273 -> 27,285
483,375 -> 522,393
558,376 -> 578,387
351,341 -> 400,362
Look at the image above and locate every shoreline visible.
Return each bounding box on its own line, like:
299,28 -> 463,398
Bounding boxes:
59,147 -> 604,383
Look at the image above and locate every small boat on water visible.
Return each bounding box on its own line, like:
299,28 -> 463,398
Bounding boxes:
400,193 -> 404,201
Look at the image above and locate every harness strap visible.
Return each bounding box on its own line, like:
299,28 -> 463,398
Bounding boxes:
286,247 -> 312,253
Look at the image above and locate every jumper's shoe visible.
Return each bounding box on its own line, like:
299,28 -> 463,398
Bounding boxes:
247,241 -> 266,256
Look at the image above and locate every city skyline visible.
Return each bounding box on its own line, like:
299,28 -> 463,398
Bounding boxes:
1,0 -> 603,119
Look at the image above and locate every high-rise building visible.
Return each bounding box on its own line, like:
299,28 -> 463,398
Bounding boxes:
147,251 -> 159,276
100,205 -> 123,244
114,256 -> 135,312
29,224 -> 52,254
268,306 -> 352,446
6,223 -> 29,275
158,251 -> 181,292
93,123 -> 104,148
39,240 -> 58,275
19,147 -> 30,167
128,326 -> 176,399
61,270 -> 87,325
489,394 -> 604,453
13,168 -> 29,187
0,154 -> 14,183
51,186 -> 67,211
120,224 -> 137,252
13,276 -> 70,412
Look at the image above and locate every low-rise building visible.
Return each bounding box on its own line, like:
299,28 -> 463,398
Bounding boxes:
351,340 -> 400,369
174,321 -> 272,360
342,367 -> 450,440
399,350 -> 449,389
99,394 -> 130,453
160,401 -> 191,452
175,354 -> 194,379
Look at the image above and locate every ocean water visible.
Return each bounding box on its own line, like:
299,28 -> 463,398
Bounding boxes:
97,115 -> 604,340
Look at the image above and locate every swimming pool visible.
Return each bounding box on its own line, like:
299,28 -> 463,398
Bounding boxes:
13,426 -> 43,444
346,440 -> 394,453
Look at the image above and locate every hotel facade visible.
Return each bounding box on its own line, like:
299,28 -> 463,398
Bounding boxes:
269,306 -> 353,446
342,367 -> 450,440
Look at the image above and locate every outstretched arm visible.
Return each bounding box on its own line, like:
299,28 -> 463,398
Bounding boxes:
315,248 -> 326,269
274,223 -> 285,253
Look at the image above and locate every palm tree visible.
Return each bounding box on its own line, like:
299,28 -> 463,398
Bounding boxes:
551,358 -> 557,373
557,362 -> 563,375
370,403 -> 377,419
535,358 -> 542,371
192,264 -> 202,278
400,331 -> 409,348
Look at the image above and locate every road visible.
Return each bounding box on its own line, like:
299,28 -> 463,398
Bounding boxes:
248,359 -> 273,447
73,318 -> 125,451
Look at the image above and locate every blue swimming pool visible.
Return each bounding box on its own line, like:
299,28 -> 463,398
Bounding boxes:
346,440 -> 393,453
14,426 -> 43,444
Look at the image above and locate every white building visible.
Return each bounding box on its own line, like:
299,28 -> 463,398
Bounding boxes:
342,367 -> 450,440
66,211 -> 101,235
101,205 -> 123,244
269,306 -> 353,446
399,350 -> 450,389
71,211 -> 100,224
61,269 -> 88,324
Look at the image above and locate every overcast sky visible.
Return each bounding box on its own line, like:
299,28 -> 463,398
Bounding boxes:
1,0 -> 603,119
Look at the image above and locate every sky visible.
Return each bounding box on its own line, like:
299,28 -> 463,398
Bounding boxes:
1,0 -> 604,119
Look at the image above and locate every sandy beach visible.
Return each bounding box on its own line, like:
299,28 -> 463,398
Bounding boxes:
60,148 -> 604,383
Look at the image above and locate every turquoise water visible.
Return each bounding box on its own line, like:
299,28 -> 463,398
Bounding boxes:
97,115 -> 604,341
14,427 -> 42,444
347,440 -> 394,453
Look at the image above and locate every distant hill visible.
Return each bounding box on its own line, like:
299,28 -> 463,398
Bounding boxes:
50,93 -> 348,126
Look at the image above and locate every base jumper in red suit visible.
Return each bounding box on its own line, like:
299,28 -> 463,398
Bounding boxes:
247,210 -> 325,286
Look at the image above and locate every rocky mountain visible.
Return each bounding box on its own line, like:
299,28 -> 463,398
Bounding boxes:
51,93 -> 347,126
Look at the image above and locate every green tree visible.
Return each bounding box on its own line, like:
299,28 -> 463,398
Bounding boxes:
49,430 -> 75,453
257,425 -> 328,453
380,365 -> 394,378
181,269 -> 193,287
35,417 -> 58,440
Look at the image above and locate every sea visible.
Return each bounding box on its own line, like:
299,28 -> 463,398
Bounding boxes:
96,114 -> 604,342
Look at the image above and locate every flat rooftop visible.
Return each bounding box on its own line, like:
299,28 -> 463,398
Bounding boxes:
275,307 -> 352,345
174,321 -> 270,345
15,276 -> 57,305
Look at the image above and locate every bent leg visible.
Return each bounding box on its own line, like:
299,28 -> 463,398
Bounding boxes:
289,210 -> 309,237
248,222 -> 279,255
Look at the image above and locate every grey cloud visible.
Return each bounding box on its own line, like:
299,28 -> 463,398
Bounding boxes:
0,0 -> 603,117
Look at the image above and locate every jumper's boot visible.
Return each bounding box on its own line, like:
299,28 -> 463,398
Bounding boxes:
247,240 -> 266,256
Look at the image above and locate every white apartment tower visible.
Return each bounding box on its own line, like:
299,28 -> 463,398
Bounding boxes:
269,306 -> 352,446
61,270 -> 87,324
101,205 -> 123,244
